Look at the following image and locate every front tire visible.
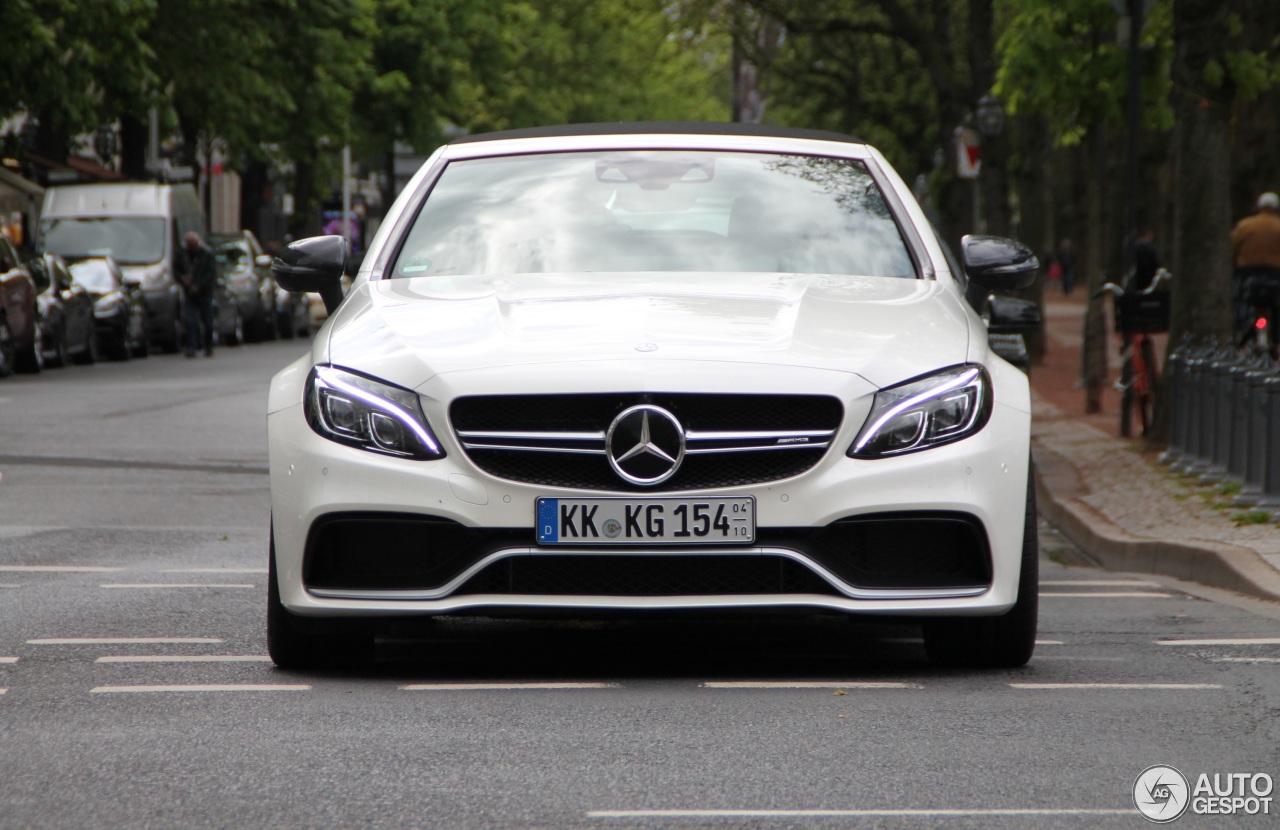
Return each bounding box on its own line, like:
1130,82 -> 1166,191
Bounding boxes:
267,527 -> 372,670
924,470 -> 1038,668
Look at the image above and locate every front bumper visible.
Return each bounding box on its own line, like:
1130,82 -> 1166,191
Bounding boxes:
269,362 -> 1031,620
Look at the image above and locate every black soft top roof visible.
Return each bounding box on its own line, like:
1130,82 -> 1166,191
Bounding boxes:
450,121 -> 863,146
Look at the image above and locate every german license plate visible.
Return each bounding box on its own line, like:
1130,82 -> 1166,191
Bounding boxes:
536,497 -> 756,544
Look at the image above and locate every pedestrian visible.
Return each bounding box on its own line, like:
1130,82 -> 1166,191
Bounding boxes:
1130,229 -> 1161,292
1229,192 -> 1280,346
1058,238 -> 1077,296
180,231 -> 217,357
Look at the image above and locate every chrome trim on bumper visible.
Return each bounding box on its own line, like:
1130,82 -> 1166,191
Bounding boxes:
306,545 -> 990,603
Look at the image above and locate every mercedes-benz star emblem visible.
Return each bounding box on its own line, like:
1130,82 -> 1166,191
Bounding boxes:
606,405 -> 686,486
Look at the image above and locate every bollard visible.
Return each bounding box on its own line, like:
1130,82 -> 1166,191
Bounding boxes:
1160,346 -> 1187,465
1226,359 -> 1253,483
1194,347 -> 1238,481
1254,375 -> 1280,517
1234,359 -> 1278,506
1176,345 -> 1213,475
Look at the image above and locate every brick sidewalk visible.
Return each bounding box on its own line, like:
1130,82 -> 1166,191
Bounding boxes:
1027,292 -> 1280,599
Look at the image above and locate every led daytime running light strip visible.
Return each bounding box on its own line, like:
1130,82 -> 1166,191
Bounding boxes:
316,368 -> 441,456
852,367 -> 983,455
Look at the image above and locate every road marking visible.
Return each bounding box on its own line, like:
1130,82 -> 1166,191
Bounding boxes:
1157,638 -> 1280,646
0,657 -> 18,664
1041,592 -> 1171,598
91,684 -> 310,694
1212,657 -> 1280,663
100,583 -> 255,589
0,688 -> 6,695
700,681 -> 921,689
0,565 -> 122,572
28,638 -> 222,645
1010,683 -> 1223,690
96,655 -> 271,663
1040,580 -> 1161,587
880,638 -> 1063,645
587,809 -> 1134,819
160,568 -> 268,574
401,682 -> 619,691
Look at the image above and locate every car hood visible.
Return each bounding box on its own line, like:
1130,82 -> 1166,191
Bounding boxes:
326,272 -> 974,390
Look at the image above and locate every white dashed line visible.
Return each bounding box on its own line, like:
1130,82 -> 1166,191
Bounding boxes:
1212,657 -> 1280,663
0,657 -> 18,664
99,583 -> 255,589
1157,638 -> 1280,646
1040,580 -> 1162,587
96,655 -> 271,663
1041,592 -> 1171,598
28,638 -> 222,645
0,688 -> 7,695
701,681 -> 921,689
159,568 -> 268,574
91,684 -> 310,694
1010,683 -> 1223,690
401,682 -> 619,691
587,809 -> 1133,819
0,565 -> 122,572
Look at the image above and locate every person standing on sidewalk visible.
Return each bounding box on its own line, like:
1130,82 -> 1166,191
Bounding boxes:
1229,192 -> 1280,342
180,231 -> 216,357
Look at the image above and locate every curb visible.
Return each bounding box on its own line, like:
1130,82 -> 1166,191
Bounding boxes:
1033,442 -> 1280,604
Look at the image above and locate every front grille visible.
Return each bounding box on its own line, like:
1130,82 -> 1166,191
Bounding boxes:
456,555 -> 838,596
451,393 -> 843,492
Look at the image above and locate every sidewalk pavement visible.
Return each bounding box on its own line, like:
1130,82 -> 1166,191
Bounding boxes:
1028,291 -> 1280,604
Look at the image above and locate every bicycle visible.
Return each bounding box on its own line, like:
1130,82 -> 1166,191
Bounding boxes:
1096,268 -> 1172,438
1234,269 -> 1280,360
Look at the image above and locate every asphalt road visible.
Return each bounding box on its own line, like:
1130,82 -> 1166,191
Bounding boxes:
1,342 -> 1279,829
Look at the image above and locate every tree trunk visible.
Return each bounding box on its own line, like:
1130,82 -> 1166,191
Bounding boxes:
1083,126 -> 1108,414
1168,0 -> 1234,344
119,114 -> 149,181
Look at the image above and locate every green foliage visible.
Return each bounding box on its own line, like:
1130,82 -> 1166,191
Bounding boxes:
994,0 -> 1174,147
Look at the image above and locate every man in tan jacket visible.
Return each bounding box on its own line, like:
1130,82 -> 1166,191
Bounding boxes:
1230,192 -> 1280,349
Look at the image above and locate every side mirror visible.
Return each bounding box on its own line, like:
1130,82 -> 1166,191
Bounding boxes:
962,235 -> 1038,291
273,235 -> 347,314
122,275 -> 143,289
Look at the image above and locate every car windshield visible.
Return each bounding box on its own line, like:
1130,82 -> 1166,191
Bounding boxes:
39,217 -> 165,265
391,150 -> 915,279
68,259 -> 119,293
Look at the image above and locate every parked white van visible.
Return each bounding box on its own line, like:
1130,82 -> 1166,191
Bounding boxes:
38,183 -> 203,352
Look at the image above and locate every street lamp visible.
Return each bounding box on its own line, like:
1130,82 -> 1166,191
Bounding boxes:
975,92 -> 1005,139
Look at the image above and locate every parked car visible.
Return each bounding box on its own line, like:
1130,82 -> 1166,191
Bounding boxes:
0,235 -> 40,376
67,257 -> 148,361
26,252 -> 97,367
38,182 -> 201,352
266,123 -> 1038,671
211,230 -> 278,342
275,282 -> 310,339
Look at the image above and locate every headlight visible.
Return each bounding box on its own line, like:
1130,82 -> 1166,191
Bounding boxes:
304,365 -> 445,460
849,364 -> 992,459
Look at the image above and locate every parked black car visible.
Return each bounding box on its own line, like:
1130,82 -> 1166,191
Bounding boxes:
0,235 -> 41,376
26,252 -> 97,367
67,257 -> 148,361
212,231 -> 277,343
